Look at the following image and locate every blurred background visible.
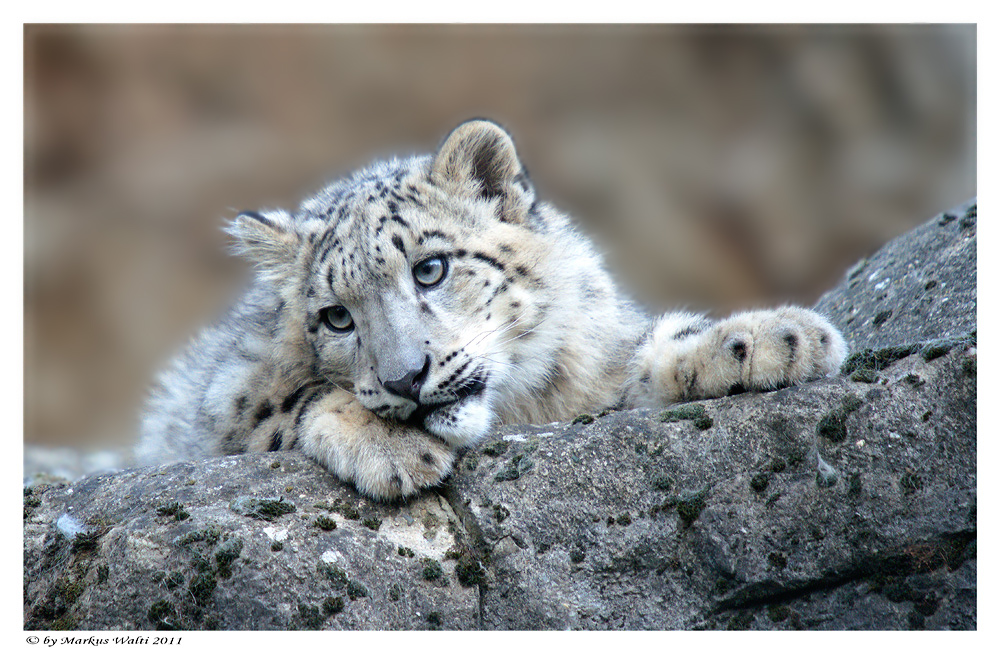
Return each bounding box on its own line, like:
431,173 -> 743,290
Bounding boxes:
24,24 -> 976,451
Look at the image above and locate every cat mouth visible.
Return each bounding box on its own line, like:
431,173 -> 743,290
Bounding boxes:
405,374 -> 488,427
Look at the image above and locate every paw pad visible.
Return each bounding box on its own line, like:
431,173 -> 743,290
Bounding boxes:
729,340 -> 748,362
782,332 -> 799,356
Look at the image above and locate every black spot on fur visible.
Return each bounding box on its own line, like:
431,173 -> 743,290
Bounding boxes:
390,214 -> 409,228
783,332 -> 799,361
419,229 -> 452,244
421,453 -> 435,466
485,280 -> 510,306
391,234 -> 407,255
472,252 -> 506,272
268,431 -> 284,452
730,341 -> 748,362
281,385 -> 311,413
234,395 -> 249,417
252,401 -> 274,428
686,370 -> 699,398
294,388 -> 327,428
673,325 -> 705,340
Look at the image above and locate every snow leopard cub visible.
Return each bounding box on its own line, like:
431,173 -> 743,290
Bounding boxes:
137,119 -> 847,500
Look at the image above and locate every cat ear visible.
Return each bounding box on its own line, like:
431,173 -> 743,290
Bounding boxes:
430,119 -> 535,223
225,209 -> 301,277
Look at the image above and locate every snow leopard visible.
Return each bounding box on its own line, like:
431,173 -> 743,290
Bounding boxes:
137,119 -> 847,501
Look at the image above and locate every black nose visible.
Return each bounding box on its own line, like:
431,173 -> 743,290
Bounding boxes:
382,355 -> 431,403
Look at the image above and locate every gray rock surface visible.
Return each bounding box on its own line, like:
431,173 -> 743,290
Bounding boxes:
24,456 -> 479,630
23,200 -> 977,631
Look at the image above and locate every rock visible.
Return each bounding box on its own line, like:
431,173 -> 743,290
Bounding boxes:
23,456 -> 479,630
458,342 -> 975,629
23,200 -> 977,630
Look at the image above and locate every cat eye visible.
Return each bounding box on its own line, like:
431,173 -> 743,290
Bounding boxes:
320,305 -> 354,333
413,256 -> 448,288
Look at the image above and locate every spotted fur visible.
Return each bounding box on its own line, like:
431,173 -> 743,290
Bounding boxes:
137,120 -> 847,500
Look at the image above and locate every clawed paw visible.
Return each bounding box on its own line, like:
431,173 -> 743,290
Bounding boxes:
357,436 -> 457,501
297,389 -> 458,501
716,306 -> 846,391
629,307 -> 846,407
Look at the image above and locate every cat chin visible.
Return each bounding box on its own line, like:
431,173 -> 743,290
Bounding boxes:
423,395 -> 494,449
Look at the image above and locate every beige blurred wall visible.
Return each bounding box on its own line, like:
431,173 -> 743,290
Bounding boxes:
24,24 -> 976,448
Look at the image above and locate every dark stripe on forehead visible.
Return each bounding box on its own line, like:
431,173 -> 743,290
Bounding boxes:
418,230 -> 454,244
472,252 -> 506,272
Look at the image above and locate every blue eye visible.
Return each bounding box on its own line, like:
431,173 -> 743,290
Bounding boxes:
413,256 -> 448,287
320,305 -> 354,332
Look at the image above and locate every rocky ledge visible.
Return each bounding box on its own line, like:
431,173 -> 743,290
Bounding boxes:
23,200 -> 976,630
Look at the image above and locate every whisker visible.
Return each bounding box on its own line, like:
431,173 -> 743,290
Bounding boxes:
462,313 -> 533,350
492,326 -> 540,349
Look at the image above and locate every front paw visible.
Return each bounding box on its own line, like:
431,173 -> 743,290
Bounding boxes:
298,390 -> 456,501
629,307 -> 847,407
350,430 -> 457,501
712,306 -> 846,391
